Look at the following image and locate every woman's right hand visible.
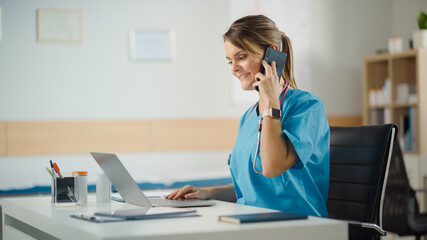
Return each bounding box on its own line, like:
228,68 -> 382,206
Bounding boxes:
165,185 -> 210,200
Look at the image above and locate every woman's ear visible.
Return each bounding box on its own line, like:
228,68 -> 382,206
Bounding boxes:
269,45 -> 279,50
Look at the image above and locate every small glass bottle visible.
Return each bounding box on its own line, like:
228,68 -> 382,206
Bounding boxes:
72,171 -> 88,203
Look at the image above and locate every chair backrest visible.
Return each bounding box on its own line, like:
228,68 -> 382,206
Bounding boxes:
382,138 -> 414,234
328,124 -> 397,239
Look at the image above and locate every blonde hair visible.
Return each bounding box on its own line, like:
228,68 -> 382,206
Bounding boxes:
223,15 -> 297,88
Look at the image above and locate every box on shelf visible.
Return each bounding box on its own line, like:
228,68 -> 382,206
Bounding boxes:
388,36 -> 403,53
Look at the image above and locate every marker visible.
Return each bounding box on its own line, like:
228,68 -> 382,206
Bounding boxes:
50,160 -> 56,178
53,162 -> 63,178
45,167 -> 54,178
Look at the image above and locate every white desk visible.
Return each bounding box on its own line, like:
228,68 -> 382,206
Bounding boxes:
2,196 -> 347,240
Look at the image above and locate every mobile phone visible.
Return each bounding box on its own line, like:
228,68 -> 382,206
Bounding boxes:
255,47 -> 287,91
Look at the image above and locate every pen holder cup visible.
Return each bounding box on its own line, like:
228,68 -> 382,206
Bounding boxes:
51,176 -> 78,207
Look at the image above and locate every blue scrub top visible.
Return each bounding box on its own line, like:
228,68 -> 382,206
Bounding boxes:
229,89 -> 329,217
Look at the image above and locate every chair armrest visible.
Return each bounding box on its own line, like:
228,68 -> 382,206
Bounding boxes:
347,220 -> 387,236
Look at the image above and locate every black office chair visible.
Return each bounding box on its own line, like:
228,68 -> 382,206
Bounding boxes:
328,124 -> 397,240
383,138 -> 427,240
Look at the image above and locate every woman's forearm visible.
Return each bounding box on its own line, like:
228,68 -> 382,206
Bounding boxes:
206,184 -> 236,202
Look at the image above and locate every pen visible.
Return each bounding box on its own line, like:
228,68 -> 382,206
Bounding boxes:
50,160 -> 56,178
45,167 -> 54,178
67,187 -> 78,202
53,162 -> 63,178
75,212 -> 95,221
66,192 -> 74,202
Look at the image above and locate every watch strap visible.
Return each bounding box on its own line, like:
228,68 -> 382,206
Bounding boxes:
262,108 -> 281,119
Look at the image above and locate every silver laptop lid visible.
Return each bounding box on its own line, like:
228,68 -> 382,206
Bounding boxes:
90,152 -> 152,207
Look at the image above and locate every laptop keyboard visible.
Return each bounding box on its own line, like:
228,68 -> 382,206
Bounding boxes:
149,198 -> 195,207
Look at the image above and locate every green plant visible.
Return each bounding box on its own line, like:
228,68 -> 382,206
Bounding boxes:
418,11 -> 427,30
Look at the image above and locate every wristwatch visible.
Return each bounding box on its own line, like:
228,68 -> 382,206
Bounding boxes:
262,108 -> 281,119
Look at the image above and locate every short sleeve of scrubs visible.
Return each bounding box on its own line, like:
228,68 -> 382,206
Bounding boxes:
281,90 -> 329,165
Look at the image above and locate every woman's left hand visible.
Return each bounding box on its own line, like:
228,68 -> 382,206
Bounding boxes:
253,60 -> 282,109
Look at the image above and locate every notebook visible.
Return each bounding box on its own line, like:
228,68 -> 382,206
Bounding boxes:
95,207 -> 198,220
90,152 -> 215,208
72,208 -> 199,223
218,211 -> 308,224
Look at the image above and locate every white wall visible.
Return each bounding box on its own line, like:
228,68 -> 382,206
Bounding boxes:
310,0 -> 392,115
0,0 -> 234,121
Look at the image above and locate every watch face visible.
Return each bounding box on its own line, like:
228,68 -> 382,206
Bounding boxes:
272,108 -> 281,118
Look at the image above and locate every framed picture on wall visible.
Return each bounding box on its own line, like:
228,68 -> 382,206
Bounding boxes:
37,8 -> 83,43
129,29 -> 175,61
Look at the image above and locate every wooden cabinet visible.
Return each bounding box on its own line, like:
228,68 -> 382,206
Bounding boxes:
363,49 -> 427,155
363,49 -> 427,195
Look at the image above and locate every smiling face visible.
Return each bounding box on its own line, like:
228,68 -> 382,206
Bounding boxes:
224,40 -> 263,91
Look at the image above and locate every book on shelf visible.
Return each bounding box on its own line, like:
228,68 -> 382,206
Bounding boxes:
399,107 -> 418,152
384,107 -> 391,124
369,108 -> 391,125
399,111 -> 410,151
368,78 -> 392,107
370,109 -> 382,125
410,107 -> 418,152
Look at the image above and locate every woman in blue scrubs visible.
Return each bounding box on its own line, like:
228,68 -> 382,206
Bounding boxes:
166,15 -> 329,217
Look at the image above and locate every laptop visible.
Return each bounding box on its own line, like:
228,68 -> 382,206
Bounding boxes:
90,152 -> 215,208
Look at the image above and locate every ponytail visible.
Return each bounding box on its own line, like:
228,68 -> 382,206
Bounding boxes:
280,32 -> 297,89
